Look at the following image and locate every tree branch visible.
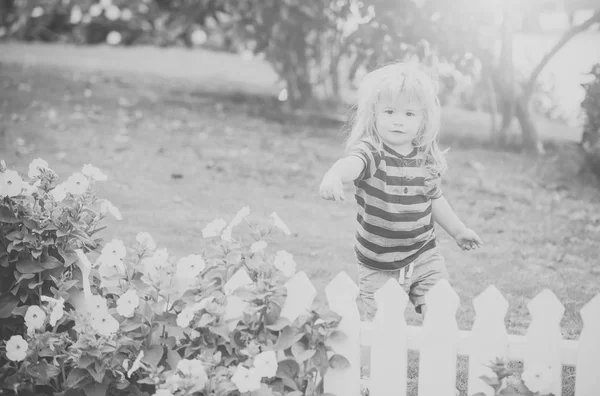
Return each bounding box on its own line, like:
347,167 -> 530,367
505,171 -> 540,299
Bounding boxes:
524,9 -> 600,98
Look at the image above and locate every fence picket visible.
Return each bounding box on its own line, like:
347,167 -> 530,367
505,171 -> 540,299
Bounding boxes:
525,289 -> 565,396
468,285 -> 509,396
369,278 -> 409,396
324,271 -> 361,396
279,271 -> 317,324
575,293 -> 600,396
418,279 -> 460,396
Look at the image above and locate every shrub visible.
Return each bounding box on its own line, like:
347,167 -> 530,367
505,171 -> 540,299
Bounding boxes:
1,159 -> 347,396
581,63 -> 600,179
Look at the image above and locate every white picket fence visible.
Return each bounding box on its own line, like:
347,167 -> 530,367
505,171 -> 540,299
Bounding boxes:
274,271 -> 600,396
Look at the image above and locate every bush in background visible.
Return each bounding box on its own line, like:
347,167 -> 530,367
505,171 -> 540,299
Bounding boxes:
581,63 -> 600,179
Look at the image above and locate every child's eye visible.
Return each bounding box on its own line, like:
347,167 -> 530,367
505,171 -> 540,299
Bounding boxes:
406,111 -> 415,117
384,110 -> 394,115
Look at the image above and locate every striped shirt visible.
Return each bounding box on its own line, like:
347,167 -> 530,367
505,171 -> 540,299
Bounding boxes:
349,138 -> 443,271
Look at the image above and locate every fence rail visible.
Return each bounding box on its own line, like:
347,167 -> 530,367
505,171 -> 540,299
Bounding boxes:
275,270 -> 600,396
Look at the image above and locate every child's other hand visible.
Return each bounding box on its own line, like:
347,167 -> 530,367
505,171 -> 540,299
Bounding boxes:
454,228 -> 483,251
319,172 -> 345,202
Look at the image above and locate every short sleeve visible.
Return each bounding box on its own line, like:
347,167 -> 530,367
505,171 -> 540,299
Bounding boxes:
347,138 -> 381,181
425,172 -> 443,199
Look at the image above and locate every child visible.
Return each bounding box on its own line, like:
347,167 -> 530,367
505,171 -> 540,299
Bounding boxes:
319,62 -> 482,320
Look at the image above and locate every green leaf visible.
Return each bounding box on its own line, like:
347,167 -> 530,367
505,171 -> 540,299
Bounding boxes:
142,344 -> 164,368
26,360 -> 62,382
0,293 -> 20,318
84,382 -> 108,396
121,318 -> 144,332
41,255 -> 62,270
291,341 -> 315,363
479,375 -> 500,387
266,316 -> 291,331
329,354 -> 350,370
0,206 -> 20,223
250,384 -> 276,396
65,368 -> 90,388
209,324 -> 231,339
16,258 -> 45,274
276,359 -> 300,380
167,349 -> 182,370
274,326 -> 305,351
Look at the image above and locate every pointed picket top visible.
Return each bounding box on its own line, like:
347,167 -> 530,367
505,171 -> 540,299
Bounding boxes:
575,293 -> 600,396
280,271 -> 317,323
325,271 -> 359,312
419,279 -> 460,396
527,289 -> 564,324
370,278 -> 409,396
524,289 -> 565,396
468,285 -> 509,396
223,268 -> 253,295
424,279 -> 460,314
473,285 -> 509,318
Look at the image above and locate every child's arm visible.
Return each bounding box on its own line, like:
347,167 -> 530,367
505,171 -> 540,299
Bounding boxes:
319,156 -> 365,201
432,196 -> 483,250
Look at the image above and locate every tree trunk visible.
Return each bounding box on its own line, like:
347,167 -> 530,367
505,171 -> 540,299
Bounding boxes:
515,96 -> 544,153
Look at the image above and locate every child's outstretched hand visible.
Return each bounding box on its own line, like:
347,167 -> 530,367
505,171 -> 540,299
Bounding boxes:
454,228 -> 483,251
319,172 -> 345,202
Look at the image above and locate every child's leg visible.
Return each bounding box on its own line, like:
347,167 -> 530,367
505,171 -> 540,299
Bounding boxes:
406,248 -> 450,317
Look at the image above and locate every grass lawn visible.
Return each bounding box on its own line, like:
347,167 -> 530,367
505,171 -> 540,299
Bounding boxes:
1,45 -> 599,395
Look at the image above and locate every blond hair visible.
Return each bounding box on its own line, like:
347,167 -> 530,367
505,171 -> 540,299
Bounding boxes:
345,62 -> 447,177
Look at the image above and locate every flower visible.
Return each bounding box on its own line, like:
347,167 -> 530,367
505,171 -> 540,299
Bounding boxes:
117,290 -> 139,318
231,365 -> 262,393
274,250 -> 296,277
176,306 -> 196,327
101,239 -> 127,260
106,31 -> 122,46
86,294 -> 109,315
175,254 -> 206,278
65,172 -> 89,195
136,232 -> 156,251
105,5 -> 120,20
120,8 -> 133,21
82,164 -> 107,181
154,389 -> 173,396
221,226 -> 233,242
50,183 -> 68,201
91,313 -> 120,336
5,335 -> 28,361
230,206 -> 250,227
254,350 -> 278,378
202,218 -> 227,238
126,350 -> 144,378
142,249 -> 171,285
89,3 -> 102,17
223,295 -> 247,323
22,180 -> 41,196
522,364 -> 555,395
270,212 -> 291,235
1,170 -> 24,197
49,298 -> 65,327
250,240 -> 267,253
24,305 -> 46,331
101,199 -> 122,220
177,359 -> 208,382
27,158 -> 49,178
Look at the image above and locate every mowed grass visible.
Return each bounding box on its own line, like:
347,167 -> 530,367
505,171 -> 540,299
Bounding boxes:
1,50 -> 599,395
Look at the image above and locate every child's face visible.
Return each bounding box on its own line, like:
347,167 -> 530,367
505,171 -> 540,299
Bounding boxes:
375,94 -> 424,155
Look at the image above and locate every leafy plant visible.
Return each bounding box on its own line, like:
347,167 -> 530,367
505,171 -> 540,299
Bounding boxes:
474,358 -> 556,396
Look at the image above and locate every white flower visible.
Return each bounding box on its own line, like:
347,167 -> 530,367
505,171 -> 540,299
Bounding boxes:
190,29 -> 207,46
254,350 -> 278,378
177,359 -> 208,383
120,8 -> 133,21
89,3 -> 102,17
136,232 -> 156,251
27,158 -> 49,179
24,305 -> 46,331
202,218 -> 227,238
31,6 -> 44,17
175,254 -> 206,278
522,364 -> 555,395
50,183 -> 68,201
65,172 -> 89,195
270,212 -> 291,235
105,5 -> 120,20
223,295 -> 247,322
86,294 -> 109,315
101,239 -> 127,260
116,290 -> 139,318
81,164 -> 107,181
0,170 -> 24,197
5,335 -> 28,361
100,199 -> 122,220
91,313 -> 119,336
231,365 -> 262,393
22,180 -> 41,197
100,0 -> 112,7
69,5 -> 83,24
176,306 -> 196,327
221,226 -> 233,242
126,350 -> 144,378
250,240 -> 267,253
230,206 -> 250,227
49,298 -> 65,327
153,389 -> 173,396
97,254 -> 126,278
273,250 -> 296,277
106,31 -> 122,46
142,249 -> 170,285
